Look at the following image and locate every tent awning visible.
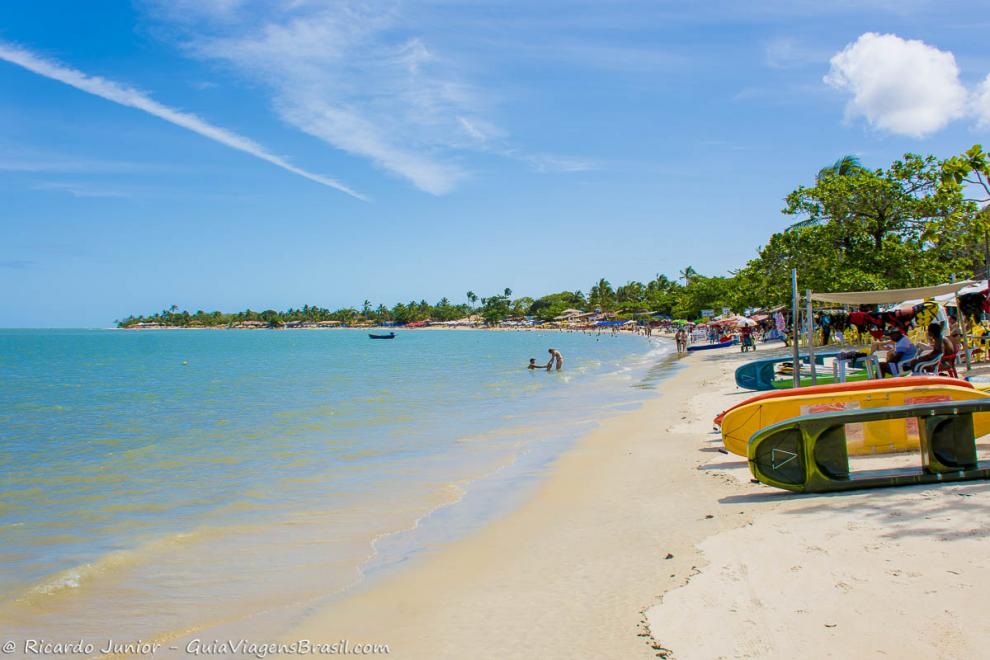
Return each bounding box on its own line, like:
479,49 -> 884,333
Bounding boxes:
809,281 -> 977,305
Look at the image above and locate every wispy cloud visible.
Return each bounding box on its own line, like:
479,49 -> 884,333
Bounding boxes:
0,155 -> 146,173
157,2 -> 484,194
763,37 -> 828,69
524,154 -> 596,173
0,259 -> 35,269
32,181 -> 132,198
0,40 -> 365,200
151,1 -> 607,193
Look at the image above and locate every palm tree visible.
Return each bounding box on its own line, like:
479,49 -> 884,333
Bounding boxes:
817,154 -> 862,180
503,287 -> 512,297
788,154 -> 865,232
679,266 -> 698,285
466,291 -> 478,307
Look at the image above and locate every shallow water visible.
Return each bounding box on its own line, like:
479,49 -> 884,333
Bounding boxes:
0,328 -> 673,643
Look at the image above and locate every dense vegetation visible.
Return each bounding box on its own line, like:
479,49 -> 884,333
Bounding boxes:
119,145 -> 990,328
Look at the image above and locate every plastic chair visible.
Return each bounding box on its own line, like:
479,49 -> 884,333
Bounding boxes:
940,352 -> 959,379
903,352 -> 943,376
864,353 -> 881,379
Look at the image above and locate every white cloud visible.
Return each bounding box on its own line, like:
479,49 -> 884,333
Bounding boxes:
32,181 -> 131,198
975,74 -> 990,128
0,41 -> 364,199
165,2 -> 486,195
824,32 -> 968,137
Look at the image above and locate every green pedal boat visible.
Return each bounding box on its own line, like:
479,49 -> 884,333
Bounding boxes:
748,399 -> 990,493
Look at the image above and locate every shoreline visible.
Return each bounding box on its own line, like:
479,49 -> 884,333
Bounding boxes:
285,345 -> 990,659
286,346 -> 725,657
111,325 -> 662,334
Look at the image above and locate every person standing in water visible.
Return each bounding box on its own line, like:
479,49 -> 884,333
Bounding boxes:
547,348 -> 563,370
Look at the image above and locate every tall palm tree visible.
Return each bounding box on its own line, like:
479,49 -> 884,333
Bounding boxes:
679,266 -> 698,285
817,154 -> 862,180
787,154 -> 865,236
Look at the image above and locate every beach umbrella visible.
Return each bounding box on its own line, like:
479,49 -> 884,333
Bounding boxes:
735,316 -> 757,327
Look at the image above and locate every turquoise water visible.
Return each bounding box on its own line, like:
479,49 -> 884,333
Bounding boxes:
0,328 -> 672,641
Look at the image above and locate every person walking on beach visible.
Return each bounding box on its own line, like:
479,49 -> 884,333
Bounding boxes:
547,348 -> 563,370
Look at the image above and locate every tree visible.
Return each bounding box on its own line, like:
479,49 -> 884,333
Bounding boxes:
466,291 -> 478,307
511,296 -> 534,317
678,266 -> 698,285
479,290 -> 511,326
782,152 -> 973,286
588,278 -> 615,310
817,154 -> 862,180
942,144 -> 990,278
673,275 -> 734,320
528,291 -> 586,321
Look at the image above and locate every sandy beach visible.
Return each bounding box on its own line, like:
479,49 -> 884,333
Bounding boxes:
291,343 -> 990,659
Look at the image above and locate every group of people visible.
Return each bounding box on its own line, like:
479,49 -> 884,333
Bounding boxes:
875,322 -> 961,377
528,348 -> 564,371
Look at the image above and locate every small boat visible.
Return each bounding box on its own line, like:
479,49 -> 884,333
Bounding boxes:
369,332 -> 396,339
686,338 -> 737,352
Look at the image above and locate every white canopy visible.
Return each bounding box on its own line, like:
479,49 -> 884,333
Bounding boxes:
809,281 -> 977,305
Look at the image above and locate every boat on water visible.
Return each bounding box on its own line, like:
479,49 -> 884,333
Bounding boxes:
369,332 -> 396,339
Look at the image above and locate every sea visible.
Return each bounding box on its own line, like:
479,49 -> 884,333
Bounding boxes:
0,328 -> 675,645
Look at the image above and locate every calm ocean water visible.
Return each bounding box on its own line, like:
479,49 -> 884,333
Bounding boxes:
0,328 -> 674,643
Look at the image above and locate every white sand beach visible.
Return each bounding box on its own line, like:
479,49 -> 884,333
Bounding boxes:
292,344 -> 990,659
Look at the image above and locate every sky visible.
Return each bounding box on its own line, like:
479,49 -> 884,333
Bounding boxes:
2,0 -> 989,327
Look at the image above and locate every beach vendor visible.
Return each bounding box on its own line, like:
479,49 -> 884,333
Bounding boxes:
878,328 -> 917,377
547,348 -> 564,370
739,324 -> 754,350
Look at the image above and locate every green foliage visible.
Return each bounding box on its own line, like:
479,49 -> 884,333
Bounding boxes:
588,278 -> 616,310
479,290 -> 513,326
527,291 -> 587,321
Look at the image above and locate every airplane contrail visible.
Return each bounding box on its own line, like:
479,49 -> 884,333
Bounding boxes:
0,41 -> 367,201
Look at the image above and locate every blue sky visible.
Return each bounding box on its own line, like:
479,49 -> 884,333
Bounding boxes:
2,1 -> 989,327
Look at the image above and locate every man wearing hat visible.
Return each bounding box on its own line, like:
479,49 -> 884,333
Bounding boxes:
879,327 -> 918,377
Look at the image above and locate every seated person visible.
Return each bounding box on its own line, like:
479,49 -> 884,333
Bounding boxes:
948,325 -> 963,355
528,358 -> 547,369
878,328 -> 917,376
901,322 -> 951,372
